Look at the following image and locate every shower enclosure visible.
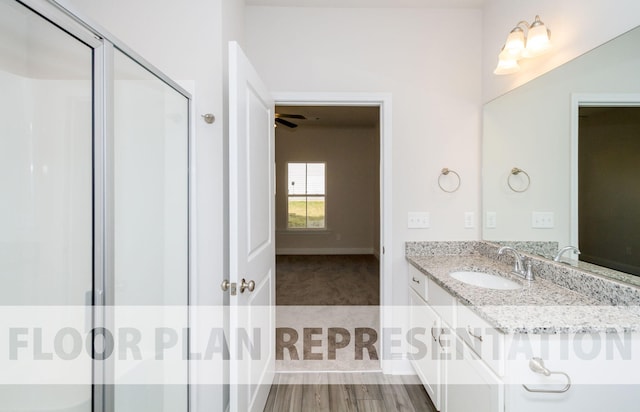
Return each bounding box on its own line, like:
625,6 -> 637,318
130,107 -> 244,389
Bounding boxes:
0,0 -> 191,411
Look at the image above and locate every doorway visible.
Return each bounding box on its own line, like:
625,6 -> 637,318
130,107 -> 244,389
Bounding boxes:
275,105 -> 380,302
273,103 -> 384,372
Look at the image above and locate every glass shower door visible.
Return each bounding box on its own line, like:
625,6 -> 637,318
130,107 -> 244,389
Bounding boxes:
111,48 -> 189,412
0,0 -> 93,410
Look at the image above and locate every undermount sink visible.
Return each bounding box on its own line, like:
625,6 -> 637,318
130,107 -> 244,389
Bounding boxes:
449,271 -> 522,290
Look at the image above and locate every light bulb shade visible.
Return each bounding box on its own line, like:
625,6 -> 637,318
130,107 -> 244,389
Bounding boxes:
493,48 -> 520,75
525,16 -> 551,57
504,27 -> 525,59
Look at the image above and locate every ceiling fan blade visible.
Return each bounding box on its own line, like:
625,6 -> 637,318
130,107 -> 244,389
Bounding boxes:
275,113 -> 307,120
275,118 -> 298,128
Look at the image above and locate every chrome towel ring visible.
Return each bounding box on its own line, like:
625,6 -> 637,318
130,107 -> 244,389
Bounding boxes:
508,167 -> 531,192
522,357 -> 572,394
438,168 -> 461,193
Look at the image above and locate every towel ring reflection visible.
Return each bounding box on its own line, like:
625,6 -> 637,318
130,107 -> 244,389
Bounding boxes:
508,167 -> 530,193
438,168 -> 461,193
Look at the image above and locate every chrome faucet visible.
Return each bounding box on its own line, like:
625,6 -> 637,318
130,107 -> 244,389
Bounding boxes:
554,246 -> 581,262
497,246 -> 534,281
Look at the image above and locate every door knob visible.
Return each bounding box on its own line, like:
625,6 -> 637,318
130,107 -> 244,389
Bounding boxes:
221,280 -> 230,291
240,278 -> 255,293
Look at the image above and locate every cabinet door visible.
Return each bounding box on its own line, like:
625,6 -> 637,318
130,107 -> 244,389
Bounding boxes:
447,336 -> 504,412
409,289 -> 444,410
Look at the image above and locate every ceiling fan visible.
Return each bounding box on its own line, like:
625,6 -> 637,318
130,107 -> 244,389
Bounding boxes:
275,113 -> 306,128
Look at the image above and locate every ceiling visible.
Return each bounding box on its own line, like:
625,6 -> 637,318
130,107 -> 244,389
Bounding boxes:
247,0 -> 485,8
276,105 -> 379,129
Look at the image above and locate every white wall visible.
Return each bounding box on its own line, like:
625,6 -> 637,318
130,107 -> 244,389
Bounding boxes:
245,6 -> 483,307
482,0 -> 640,102
275,125 -> 379,255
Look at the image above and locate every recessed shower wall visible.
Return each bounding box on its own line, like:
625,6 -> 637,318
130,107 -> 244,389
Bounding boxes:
0,1 -> 190,411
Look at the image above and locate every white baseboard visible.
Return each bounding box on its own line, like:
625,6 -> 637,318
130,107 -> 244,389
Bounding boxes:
276,247 -> 376,255
381,355 -> 415,375
390,358 -> 415,375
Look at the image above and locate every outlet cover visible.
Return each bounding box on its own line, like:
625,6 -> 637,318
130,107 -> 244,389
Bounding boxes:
486,212 -> 497,228
464,212 -> 475,228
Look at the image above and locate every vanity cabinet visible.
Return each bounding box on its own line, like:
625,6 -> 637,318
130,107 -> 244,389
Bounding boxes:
408,262 -> 640,412
409,264 -> 503,412
502,333 -> 640,412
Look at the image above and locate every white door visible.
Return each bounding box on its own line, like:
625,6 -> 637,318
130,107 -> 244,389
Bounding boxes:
228,41 -> 276,412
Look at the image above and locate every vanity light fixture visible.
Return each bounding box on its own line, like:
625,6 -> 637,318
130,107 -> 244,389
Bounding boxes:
494,46 -> 520,75
494,15 -> 552,75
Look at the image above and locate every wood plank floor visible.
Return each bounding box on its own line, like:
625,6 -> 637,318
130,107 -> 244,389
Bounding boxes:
264,372 -> 437,412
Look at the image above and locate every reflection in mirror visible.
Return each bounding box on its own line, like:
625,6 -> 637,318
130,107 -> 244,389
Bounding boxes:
483,25 -> 640,285
578,106 -> 640,276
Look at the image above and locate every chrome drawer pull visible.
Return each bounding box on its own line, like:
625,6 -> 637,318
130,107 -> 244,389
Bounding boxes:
522,358 -> 571,394
467,325 -> 483,342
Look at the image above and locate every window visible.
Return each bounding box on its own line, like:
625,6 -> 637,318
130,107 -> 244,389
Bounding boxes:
287,162 -> 326,229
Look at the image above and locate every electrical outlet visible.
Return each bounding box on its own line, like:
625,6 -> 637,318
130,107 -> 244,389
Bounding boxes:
464,212 -> 475,228
532,212 -> 554,228
486,212 -> 497,228
408,212 -> 430,229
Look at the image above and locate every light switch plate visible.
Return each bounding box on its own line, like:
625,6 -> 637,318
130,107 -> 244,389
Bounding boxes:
408,212 -> 430,229
532,212 -> 554,228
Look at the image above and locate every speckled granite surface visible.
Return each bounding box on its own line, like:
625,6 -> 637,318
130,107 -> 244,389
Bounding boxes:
406,241 -> 640,305
406,243 -> 640,335
556,258 -> 640,288
478,241 -> 640,306
405,241 -> 478,256
491,240 -> 559,259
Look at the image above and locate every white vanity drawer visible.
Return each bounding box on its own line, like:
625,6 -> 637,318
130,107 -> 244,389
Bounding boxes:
408,264 -> 428,301
428,278 -> 456,327
457,302 -> 505,376
447,333 -> 504,412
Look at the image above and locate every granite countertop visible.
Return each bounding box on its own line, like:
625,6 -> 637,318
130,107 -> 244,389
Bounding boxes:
407,254 -> 640,334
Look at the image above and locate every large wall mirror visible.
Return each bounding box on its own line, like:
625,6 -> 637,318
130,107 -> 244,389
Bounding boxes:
482,25 -> 640,285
